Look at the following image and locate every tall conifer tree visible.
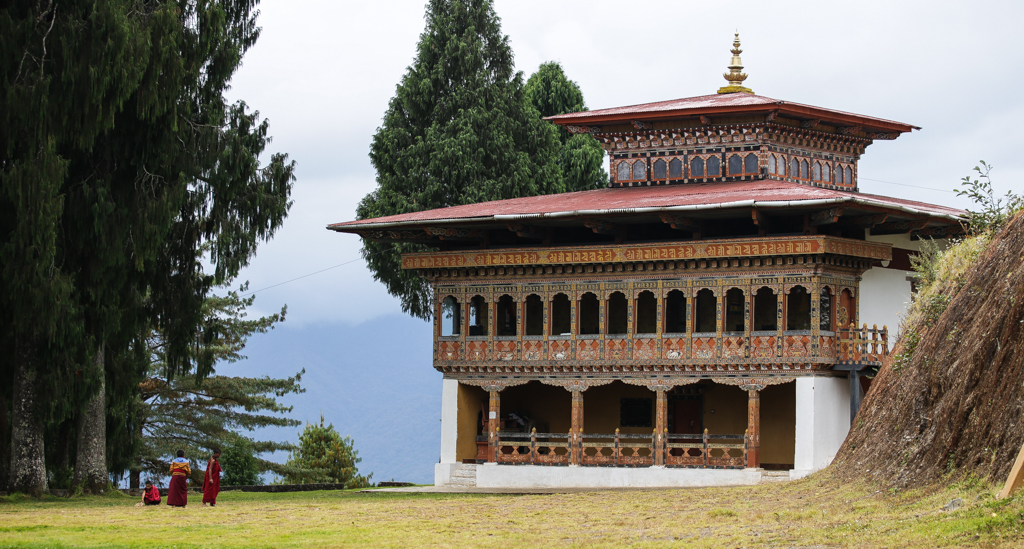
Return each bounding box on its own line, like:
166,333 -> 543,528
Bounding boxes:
358,0 -> 561,320
524,62 -> 608,192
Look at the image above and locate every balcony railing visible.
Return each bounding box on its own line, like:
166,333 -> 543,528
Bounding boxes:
836,323 -> 889,366
479,428 -> 748,469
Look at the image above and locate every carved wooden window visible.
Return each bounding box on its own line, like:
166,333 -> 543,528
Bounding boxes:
635,291 -> 657,334
836,164 -> 845,185
744,153 -> 758,174
664,290 -> 686,333
820,287 -> 833,331
728,154 -> 743,175
652,158 -> 667,180
669,158 -> 683,178
441,296 -> 461,336
691,157 -> 705,178
725,288 -> 745,333
551,293 -> 571,335
777,155 -> 785,176
621,398 -> 653,428
469,295 -> 488,336
791,157 -> 800,178
786,285 -> 811,331
767,154 -> 777,174
753,287 -> 777,331
822,163 -> 831,183
706,156 -> 721,177
838,288 -> 856,329
579,292 -> 600,335
632,160 -> 647,180
496,295 -> 517,336
616,161 -> 630,182
695,289 -> 716,333
800,159 -> 808,180
812,162 -> 822,181
525,294 -> 543,336
606,292 -> 628,335
845,166 -> 853,186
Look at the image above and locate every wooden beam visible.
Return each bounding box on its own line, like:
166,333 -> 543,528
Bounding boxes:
583,218 -> 622,237
801,119 -> 821,129
505,222 -> 545,239
870,219 -> 929,236
810,206 -> 844,227
423,227 -> 485,241
843,213 -> 888,228
751,209 -> 770,236
998,441 -> 1024,499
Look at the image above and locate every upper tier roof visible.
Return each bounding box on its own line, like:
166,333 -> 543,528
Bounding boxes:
329,179 -> 964,231
546,93 -> 919,135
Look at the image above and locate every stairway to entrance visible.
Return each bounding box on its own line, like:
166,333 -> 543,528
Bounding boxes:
448,464 -> 477,487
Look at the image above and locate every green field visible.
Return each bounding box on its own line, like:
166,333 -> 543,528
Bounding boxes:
1,474 -> 1022,548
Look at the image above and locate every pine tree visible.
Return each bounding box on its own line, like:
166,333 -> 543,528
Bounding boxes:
357,0 -> 562,320
284,416 -> 372,489
129,282 -> 305,487
524,62 -> 607,192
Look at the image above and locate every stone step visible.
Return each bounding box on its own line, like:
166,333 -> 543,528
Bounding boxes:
448,464 -> 477,487
760,470 -> 791,483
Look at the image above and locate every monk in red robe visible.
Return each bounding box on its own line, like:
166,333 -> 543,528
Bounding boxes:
202,449 -> 222,506
167,449 -> 190,507
135,480 -> 161,506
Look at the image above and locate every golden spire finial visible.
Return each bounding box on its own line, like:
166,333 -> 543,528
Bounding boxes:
718,32 -> 754,94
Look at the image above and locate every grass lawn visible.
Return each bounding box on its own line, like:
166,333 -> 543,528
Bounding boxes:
2,474 -> 1023,548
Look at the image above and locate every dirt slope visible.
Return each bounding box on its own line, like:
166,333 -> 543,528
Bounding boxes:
833,212 -> 1024,487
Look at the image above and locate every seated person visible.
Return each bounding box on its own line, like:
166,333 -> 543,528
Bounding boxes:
135,480 -> 161,507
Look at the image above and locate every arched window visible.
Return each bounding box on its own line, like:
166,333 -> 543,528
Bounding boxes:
496,295 -> 517,336
728,154 -> 743,175
707,156 -> 721,177
691,157 -> 705,178
800,159 -> 808,180
607,292 -> 627,335
845,166 -> 853,186
836,164 -> 844,185
786,285 -> 811,330
777,156 -> 786,176
812,162 -> 822,181
632,160 -> 646,180
653,159 -> 667,180
822,163 -> 831,183
525,294 -> 543,336
725,288 -> 745,332
664,290 -> 686,333
767,155 -> 777,174
791,157 -> 800,178
469,295 -> 488,336
616,161 -> 630,182
579,292 -> 599,335
753,287 -> 777,331
820,287 -> 833,331
744,153 -> 758,174
695,289 -> 716,333
669,158 -> 683,178
551,293 -> 571,335
838,288 -> 856,329
636,291 -> 657,334
441,296 -> 461,336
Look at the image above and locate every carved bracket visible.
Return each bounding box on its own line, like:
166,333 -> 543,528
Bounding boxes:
866,132 -> 899,140
506,222 -> 545,239
801,119 -> 820,129
836,125 -> 862,135
659,213 -> 698,231
845,213 -> 888,228
871,219 -> 929,235
423,227 -> 484,240
540,378 -> 614,392
583,219 -> 621,237
460,379 -> 530,392
630,120 -> 653,130
810,207 -> 844,227
622,378 -> 700,392
711,376 -> 796,392
567,125 -> 602,134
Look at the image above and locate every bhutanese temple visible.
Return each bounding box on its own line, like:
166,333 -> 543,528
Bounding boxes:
328,35 -> 965,488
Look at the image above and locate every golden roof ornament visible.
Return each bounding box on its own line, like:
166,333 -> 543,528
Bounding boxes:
718,32 -> 753,94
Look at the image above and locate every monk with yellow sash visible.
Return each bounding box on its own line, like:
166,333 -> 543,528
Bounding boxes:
167,449 -> 191,507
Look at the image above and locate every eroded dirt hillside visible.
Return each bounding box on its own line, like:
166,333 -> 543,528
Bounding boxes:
833,212 -> 1024,487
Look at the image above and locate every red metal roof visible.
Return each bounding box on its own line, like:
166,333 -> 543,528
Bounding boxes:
329,180 -> 964,230
545,93 -> 919,133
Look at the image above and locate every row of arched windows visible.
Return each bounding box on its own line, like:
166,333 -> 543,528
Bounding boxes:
440,286 -> 851,337
615,152 -> 759,183
765,154 -> 854,186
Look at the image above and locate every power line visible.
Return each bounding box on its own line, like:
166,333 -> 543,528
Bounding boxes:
859,177 -> 957,194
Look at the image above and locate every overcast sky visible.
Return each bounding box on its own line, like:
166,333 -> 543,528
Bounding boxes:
216,0 -> 1024,482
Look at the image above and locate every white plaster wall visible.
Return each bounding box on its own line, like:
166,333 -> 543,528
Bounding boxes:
864,231 -> 921,252
859,267 -> 913,338
439,379 -> 459,464
434,463 -> 460,487
475,464 -> 762,488
793,376 -> 851,477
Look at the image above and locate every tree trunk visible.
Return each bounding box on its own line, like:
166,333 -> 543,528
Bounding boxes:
72,347 -> 107,494
9,344 -> 47,497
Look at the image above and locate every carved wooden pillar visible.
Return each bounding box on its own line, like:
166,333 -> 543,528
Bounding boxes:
570,389 -> 584,465
654,389 -> 668,466
488,390 -> 500,463
746,389 -> 761,468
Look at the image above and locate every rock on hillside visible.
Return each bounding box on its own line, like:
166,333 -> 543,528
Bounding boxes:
833,212 -> 1024,487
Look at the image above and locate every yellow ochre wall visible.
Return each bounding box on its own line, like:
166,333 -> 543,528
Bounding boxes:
584,382 -> 659,435
702,382 -> 796,466
500,382 -> 571,434
456,383 -> 488,462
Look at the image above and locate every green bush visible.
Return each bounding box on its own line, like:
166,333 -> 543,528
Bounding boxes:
220,436 -> 262,486
284,416 -> 372,488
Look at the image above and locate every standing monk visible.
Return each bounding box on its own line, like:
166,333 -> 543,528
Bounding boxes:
202,448 -> 222,506
167,449 -> 190,507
